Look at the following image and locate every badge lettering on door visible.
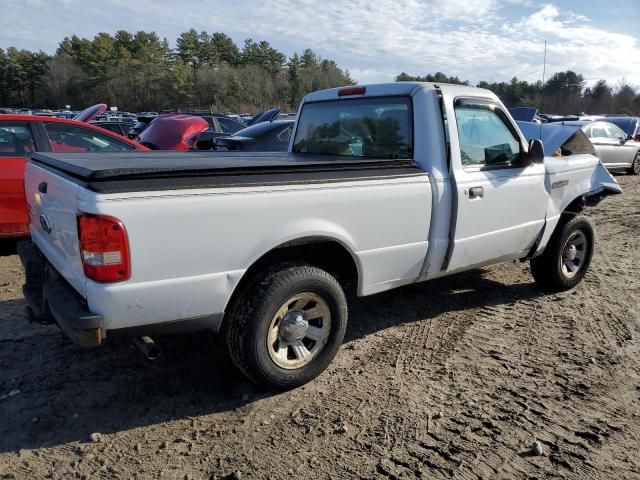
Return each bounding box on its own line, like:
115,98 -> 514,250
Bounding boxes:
552,179 -> 569,189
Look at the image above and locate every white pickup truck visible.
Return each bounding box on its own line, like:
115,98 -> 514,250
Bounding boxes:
19,82 -> 621,389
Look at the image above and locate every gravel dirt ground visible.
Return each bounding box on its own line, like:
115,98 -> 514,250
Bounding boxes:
1,174 -> 639,480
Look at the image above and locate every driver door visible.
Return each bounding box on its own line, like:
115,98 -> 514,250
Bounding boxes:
446,98 -> 547,272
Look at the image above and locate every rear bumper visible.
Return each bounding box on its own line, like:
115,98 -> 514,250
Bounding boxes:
0,222 -> 30,238
17,241 -> 103,348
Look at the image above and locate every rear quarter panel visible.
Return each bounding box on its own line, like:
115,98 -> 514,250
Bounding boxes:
25,163 -> 86,295
81,175 -> 432,330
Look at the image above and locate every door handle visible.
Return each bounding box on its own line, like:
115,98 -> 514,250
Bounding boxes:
38,182 -> 47,194
468,186 -> 484,199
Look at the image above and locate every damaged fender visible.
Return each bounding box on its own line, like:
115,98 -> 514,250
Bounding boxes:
517,120 -> 623,257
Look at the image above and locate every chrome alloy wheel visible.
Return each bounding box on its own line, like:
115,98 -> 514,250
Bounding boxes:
561,230 -> 587,279
266,292 -> 332,370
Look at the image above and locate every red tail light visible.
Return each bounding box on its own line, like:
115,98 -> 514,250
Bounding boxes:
78,213 -> 130,283
338,86 -> 366,96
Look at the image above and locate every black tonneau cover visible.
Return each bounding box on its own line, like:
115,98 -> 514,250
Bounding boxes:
30,151 -> 422,194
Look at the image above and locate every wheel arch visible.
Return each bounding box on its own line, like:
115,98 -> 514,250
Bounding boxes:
533,192 -> 596,258
223,235 -> 362,316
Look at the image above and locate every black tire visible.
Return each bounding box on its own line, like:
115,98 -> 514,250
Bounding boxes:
530,214 -> 594,292
225,263 -> 348,390
626,153 -> 640,175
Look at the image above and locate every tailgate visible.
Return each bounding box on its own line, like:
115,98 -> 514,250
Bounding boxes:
25,162 -> 86,297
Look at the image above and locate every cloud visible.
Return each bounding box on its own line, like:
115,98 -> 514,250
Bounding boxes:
0,0 -> 638,87
503,4 -> 640,85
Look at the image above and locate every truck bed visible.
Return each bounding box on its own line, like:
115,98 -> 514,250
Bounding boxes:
30,152 -> 421,193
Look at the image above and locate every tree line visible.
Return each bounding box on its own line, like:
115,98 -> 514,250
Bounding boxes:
396,72 -> 640,116
0,30 -> 354,113
2,30 -> 638,116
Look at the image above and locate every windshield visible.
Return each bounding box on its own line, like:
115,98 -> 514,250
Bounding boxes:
293,97 -> 412,159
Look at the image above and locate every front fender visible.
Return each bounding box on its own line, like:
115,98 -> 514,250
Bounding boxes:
533,156 -> 621,257
586,161 -> 623,202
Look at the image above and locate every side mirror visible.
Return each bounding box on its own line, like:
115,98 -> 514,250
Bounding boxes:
526,139 -> 544,164
194,131 -> 216,150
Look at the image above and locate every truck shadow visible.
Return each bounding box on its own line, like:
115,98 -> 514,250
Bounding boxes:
0,238 -> 21,257
0,267 -> 544,453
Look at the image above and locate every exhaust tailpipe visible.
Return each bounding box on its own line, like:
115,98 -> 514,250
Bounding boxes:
133,336 -> 161,360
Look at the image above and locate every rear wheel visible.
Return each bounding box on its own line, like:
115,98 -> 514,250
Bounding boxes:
225,263 -> 347,390
626,153 -> 640,175
530,214 -> 594,292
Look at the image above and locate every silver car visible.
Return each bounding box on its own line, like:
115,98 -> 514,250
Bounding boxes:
565,121 -> 640,175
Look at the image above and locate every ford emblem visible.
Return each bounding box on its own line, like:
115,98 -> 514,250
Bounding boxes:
39,213 -> 52,234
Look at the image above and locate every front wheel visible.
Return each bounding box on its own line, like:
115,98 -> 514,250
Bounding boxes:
530,215 -> 594,292
626,153 -> 640,175
225,263 -> 348,390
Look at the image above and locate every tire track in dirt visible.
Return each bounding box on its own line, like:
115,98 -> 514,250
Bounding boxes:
1,177 -> 640,479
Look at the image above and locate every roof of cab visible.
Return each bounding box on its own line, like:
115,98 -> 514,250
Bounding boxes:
302,82 -> 499,103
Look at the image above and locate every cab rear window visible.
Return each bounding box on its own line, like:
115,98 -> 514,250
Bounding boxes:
293,97 -> 412,159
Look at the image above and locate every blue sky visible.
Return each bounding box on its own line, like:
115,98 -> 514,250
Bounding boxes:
1,0 -> 639,86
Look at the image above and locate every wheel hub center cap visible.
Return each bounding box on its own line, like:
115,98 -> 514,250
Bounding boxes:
565,244 -> 577,261
279,312 -> 308,342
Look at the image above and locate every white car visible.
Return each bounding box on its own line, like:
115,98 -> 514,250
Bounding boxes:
19,82 -> 621,389
564,120 -> 640,174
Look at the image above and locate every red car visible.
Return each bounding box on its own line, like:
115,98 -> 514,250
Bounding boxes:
0,115 -> 147,238
137,114 -> 210,150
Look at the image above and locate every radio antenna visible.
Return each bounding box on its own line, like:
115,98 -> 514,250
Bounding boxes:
540,40 -> 547,113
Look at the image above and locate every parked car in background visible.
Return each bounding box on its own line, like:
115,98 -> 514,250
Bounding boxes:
96,112 -> 138,123
245,108 -> 281,126
563,120 -> 640,174
54,110 -> 76,119
73,103 -> 108,123
195,119 -> 294,152
177,112 -> 246,135
33,109 -> 55,117
0,115 -> 147,238
127,114 -> 157,140
138,112 -> 247,150
90,120 -> 133,137
137,114 -> 209,150
580,115 -> 640,142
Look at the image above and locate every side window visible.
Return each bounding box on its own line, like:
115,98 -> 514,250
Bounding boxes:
606,124 -> 626,141
201,117 -> 216,130
0,122 -> 36,156
582,125 -> 592,138
454,101 -> 521,168
590,124 -> 608,139
44,123 -> 135,152
276,125 -> 292,143
217,117 -> 244,134
99,123 -> 123,135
